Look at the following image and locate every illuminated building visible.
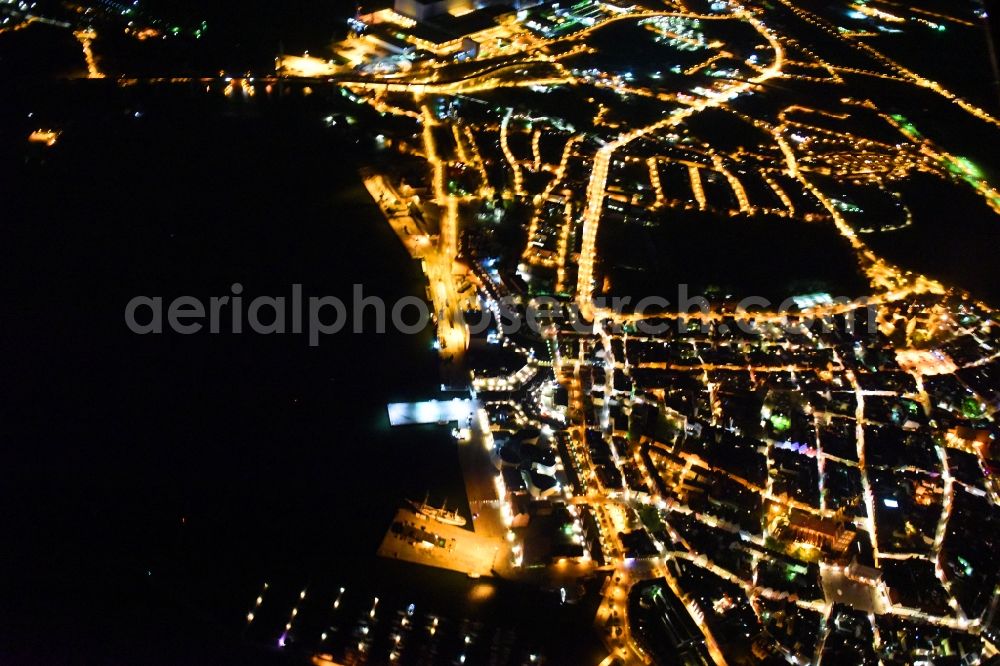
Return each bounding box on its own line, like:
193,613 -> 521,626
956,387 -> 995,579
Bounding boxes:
394,0 -> 474,21
773,508 -> 856,560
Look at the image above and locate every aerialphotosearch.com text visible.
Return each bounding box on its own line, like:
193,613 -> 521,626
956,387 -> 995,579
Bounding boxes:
124,283 -> 877,346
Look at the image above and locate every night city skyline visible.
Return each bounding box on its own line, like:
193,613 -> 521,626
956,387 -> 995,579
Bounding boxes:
3,0 -> 1000,664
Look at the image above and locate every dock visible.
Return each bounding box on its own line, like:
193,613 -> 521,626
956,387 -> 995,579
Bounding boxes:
377,507 -> 503,577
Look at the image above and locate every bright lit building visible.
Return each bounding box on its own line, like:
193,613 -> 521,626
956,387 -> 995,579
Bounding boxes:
394,0 -> 473,22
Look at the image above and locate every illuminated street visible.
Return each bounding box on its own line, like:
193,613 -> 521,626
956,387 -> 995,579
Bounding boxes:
7,0 -> 1000,662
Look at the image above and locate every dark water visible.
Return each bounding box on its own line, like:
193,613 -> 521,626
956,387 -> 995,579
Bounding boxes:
0,75 -> 608,664
0,14 -> 609,663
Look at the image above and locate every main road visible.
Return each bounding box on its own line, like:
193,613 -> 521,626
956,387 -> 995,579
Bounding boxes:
575,7 -> 787,320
